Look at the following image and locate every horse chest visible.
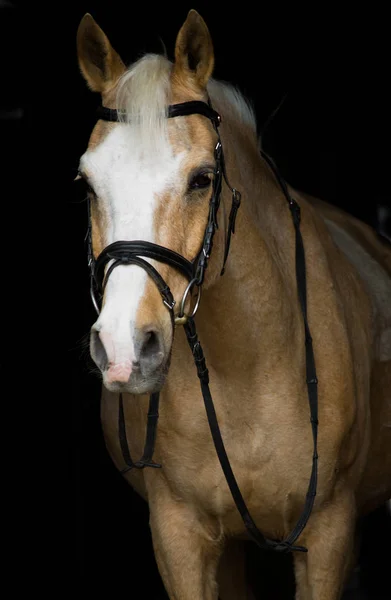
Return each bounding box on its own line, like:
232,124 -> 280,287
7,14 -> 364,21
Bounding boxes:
151,412 -> 313,537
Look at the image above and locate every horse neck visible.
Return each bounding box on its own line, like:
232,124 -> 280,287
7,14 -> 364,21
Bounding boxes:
195,110 -> 301,366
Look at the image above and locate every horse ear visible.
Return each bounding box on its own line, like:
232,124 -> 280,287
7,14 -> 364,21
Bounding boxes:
173,10 -> 214,90
77,13 -> 125,93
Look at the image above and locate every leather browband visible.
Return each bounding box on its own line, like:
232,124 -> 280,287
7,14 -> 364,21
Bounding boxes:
96,101 -> 221,127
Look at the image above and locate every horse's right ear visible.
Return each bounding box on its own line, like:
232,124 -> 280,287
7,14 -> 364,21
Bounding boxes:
77,13 -> 125,93
173,10 -> 214,91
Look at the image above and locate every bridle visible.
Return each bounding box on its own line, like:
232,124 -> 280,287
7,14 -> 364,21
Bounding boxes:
88,101 -> 240,320
85,99 -> 319,554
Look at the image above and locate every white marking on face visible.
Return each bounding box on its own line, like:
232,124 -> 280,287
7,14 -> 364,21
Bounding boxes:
80,124 -> 184,365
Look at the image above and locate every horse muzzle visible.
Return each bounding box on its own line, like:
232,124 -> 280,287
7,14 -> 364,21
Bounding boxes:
90,323 -> 170,394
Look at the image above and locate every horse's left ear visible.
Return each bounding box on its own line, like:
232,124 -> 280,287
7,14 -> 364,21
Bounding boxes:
173,10 -> 214,90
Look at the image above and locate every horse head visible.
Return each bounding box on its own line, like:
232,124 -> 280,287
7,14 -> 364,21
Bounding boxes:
77,11 -> 229,394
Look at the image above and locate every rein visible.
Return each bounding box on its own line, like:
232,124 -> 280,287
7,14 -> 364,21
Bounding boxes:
85,100 -> 318,554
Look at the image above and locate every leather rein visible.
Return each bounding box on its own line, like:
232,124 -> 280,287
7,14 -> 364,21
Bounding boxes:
85,100 -> 319,554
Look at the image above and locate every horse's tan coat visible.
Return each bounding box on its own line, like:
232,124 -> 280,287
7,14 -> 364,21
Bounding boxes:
77,10 -> 391,599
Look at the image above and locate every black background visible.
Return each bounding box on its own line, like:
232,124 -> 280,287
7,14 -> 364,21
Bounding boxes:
4,1 -> 390,597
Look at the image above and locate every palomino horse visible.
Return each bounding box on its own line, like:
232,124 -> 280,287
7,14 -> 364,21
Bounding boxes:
76,9 -> 391,599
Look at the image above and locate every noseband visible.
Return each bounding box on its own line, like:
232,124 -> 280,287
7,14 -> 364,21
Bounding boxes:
85,100 -> 319,554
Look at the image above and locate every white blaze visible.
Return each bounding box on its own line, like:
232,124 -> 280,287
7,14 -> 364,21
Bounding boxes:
80,124 -> 183,365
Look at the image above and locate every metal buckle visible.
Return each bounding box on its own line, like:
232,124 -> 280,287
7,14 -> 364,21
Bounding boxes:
214,140 -> 222,159
163,298 -> 176,310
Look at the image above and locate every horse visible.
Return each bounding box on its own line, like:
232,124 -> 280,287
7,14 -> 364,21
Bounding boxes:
76,9 -> 391,599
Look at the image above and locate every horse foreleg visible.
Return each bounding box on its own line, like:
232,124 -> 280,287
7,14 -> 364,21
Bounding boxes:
148,488 -> 223,600
293,490 -> 355,600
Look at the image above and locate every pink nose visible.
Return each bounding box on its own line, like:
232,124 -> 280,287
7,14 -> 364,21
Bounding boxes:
90,325 -> 165,384
105,360 -> 133,383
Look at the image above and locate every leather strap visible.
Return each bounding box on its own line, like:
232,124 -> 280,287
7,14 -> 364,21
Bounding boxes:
183,317 -> 308,553
119,392 -> 162,472
96,101 -> 221,127
94,240 -> 194,290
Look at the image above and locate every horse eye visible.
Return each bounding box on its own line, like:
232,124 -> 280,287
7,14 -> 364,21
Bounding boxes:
189,172 -> 212,191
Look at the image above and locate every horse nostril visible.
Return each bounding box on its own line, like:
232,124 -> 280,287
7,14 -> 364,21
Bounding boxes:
90,327 -> 108,371
139,328 -> 164,369
143,330 -> 159,354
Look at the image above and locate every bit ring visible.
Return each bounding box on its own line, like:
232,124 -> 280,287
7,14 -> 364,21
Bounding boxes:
175,279 -> 201,325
